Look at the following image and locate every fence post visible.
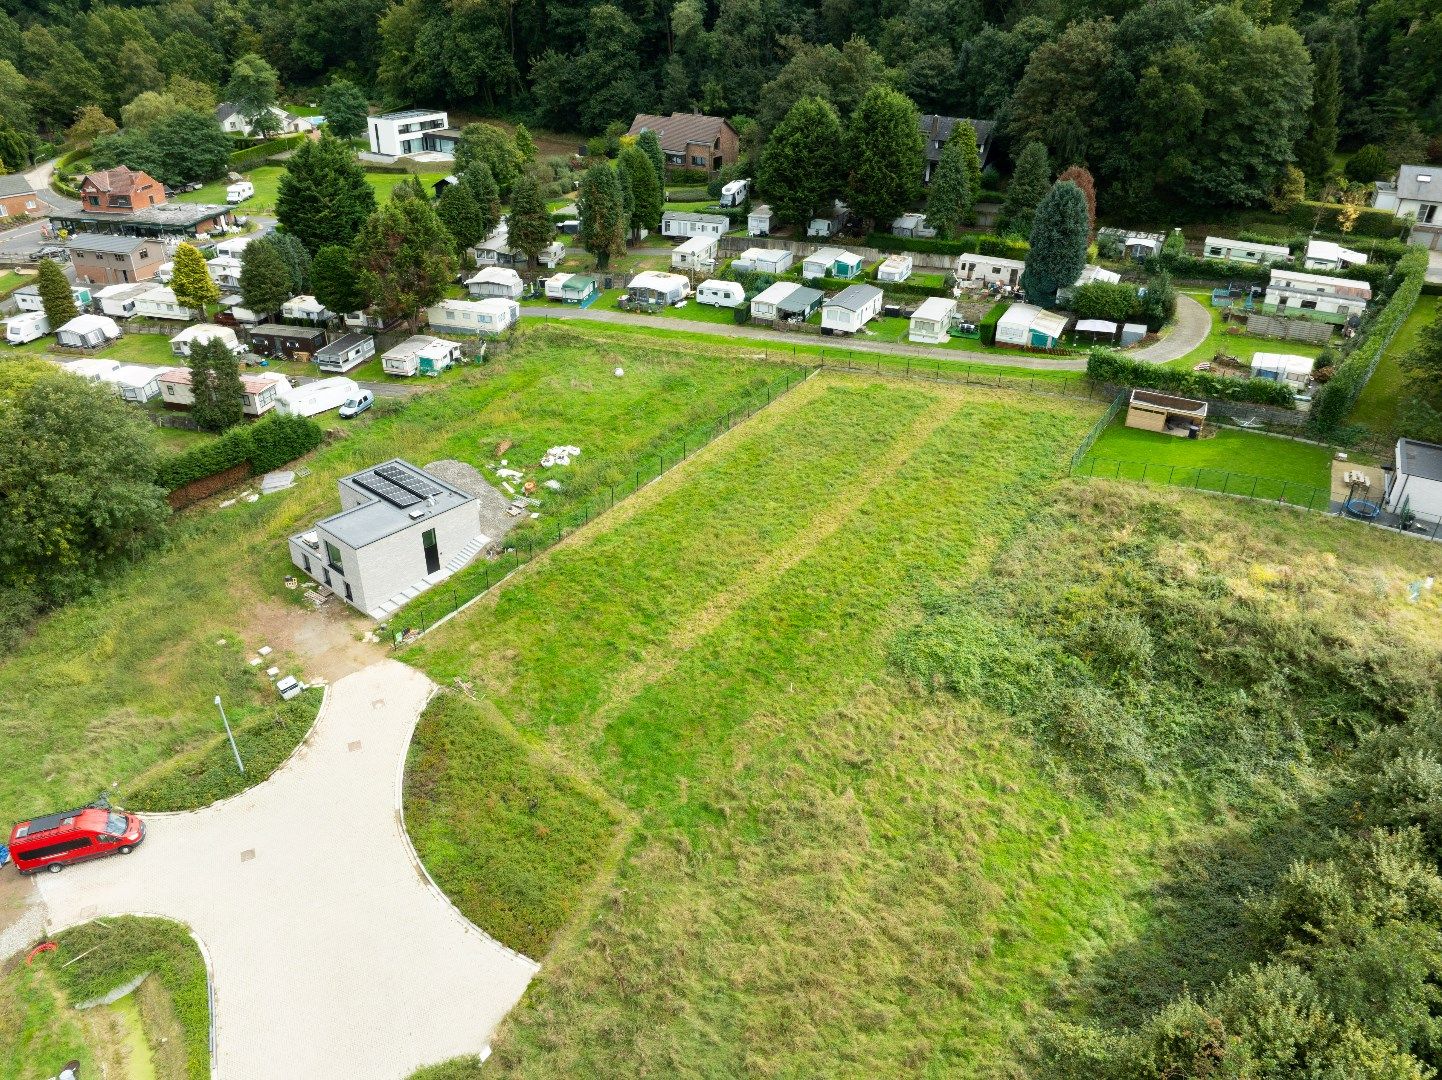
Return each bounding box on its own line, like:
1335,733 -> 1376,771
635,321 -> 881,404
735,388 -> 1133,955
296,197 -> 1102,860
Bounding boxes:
1249,477 -> 1259,499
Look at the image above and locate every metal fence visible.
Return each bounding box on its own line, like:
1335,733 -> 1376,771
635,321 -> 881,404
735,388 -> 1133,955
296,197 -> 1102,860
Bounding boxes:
1070,391 -> 1126,470
1074,455 -> 1334,510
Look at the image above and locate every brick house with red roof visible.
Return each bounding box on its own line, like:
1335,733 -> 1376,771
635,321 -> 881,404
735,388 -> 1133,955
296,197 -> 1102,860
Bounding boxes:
625,113 -> 739,173
78,166 -> 166,214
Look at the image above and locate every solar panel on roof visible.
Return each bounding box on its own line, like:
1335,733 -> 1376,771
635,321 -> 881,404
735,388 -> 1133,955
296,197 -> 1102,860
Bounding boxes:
353,473 -> 420,507
374,463 -> 443,499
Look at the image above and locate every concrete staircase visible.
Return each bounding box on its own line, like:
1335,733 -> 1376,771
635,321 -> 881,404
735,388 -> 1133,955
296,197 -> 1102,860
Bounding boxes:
366,534 -> 490,621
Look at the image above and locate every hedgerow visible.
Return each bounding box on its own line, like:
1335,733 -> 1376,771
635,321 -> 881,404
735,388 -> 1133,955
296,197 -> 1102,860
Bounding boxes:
157,413 -> 323,490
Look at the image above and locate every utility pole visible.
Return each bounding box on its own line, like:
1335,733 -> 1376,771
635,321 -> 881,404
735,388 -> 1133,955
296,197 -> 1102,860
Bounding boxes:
214,695 -> 244,774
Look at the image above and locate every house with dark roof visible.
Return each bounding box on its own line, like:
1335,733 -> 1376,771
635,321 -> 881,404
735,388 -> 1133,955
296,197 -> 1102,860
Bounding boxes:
1373,165 -> 1442,251
625,112 -> 739,173
0,174 -> 40,219
78,166 -> 165,214
917,115 -> 995,182
1387,438 -> 1442,519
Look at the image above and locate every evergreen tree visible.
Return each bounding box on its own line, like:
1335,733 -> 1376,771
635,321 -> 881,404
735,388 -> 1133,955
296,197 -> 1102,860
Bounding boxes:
615,161 -> 634,232
513,123 -> 537,164
225,53 -> 281,137
1268,164 -> 1307,214
352,196 -> 456,327
1000,141 -> 1051,237
265,233 -> 312,294
618,145 -> 662,241
577,163 -> 627,269
758,96 -> 844,233
35,258 -> 77,327
435,179 -> 487,253
238,238 -> 292,316
168,241 -> 218,315
311,245 -> 369,317
926,126 -> 980,239
390,175 -> 428,202
188,337 -> 245,434
318,77 -> 368,142
1401,309 -> 1442,393
1056,165 -> 1097,234
637,128 -> 666,196
276,134 -> 377,253
845,86 -> 925,228
506,173 -> 555,270
460,163 -> 502,242
454,122 -> 523,197
1296,42 -> 1340,186
1020,180 -> 1090,308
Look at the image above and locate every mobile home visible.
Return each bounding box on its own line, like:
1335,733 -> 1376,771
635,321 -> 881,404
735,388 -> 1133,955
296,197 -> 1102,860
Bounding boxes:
54,313 -> 121,349
1386,438 -> 1442,520
247,323 -> 327,360
381,335 -> 464,377
424,298 -> 519,336
281,295 -> 332,323
4,311 -> 50,345
747,205 -> 772,236
776,286 -> 824,322
731,247 -> 793,274
995,303 -> 1068,348
132,286 -> 191,321
1250,352 -> 1316,387
108,364 -> 168,403
956,255 -> 1025,288
877,254 -> 913,283
660,211 -> 728,239
1202,236 -> 1290,265
909,297 -> 957,344
545,273 -> 598,304
891,212 -> 936,239
821,284 -> 884,333
749,281 -> 799,321
466,267 -> 525,299
1303,239 -> 1368,271
695,280 -> 745,308
314,332 -> 376,374
95,282 -> 156,319
802,247 -> 863,281
672,235 -> 719,271
169,323 -> 244,357
1264,269 -> 1370,323
61,357 -> 122,383
14,282 -> 91,313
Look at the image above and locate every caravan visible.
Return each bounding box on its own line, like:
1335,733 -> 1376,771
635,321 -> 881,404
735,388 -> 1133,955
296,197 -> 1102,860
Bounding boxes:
5,311 -> 50,345
276,376 -> 360,418
226,180 -> 255,204
696,280 -> 745,308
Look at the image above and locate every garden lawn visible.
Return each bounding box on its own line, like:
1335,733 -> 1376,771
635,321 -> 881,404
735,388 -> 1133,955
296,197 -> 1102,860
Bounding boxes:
1081,419 -> 1333,505
0,269 -> 30,297
406,376 -> 1210,1075
179,165 -> 449,215
1164,289 -> 1328,373
0,324 -> 782,826
1350,294 -> 1440,435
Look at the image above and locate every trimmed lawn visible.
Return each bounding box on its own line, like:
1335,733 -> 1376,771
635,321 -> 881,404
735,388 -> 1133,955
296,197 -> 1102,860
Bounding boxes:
179,165 -> 449,215
0,269 -> 31,297
1350,294 -> 1440,435
1164,289 -> 1328,373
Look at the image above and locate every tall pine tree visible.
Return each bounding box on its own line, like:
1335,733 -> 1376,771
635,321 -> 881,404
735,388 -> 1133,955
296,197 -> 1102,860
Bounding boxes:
1019,180 -> 1090,308
1296,42 -> 1340,187
311,245 -> 369,317
577,163 -> 627,269
925,124 -> 982,239
1001,141 -> 1051,237
507,173 -> 555,271
436,180 -> 487,252
35,258 -> 78,327
188,337 -> 245,434
460,164 -> 503,242
276,134 -> 378,253
845,86 -> 925,228
618,146 -> 662,241
637,128 -> 666,196
238,238 -> 292,316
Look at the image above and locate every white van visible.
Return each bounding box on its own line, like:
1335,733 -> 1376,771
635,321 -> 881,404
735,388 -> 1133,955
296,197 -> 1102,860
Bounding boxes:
226,180 -> 255,204
695,280 -> 745,308
5,311 -> 50,345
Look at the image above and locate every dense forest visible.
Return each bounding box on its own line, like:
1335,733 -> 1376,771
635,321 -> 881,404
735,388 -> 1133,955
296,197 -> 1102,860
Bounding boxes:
1,0 -> 1440,213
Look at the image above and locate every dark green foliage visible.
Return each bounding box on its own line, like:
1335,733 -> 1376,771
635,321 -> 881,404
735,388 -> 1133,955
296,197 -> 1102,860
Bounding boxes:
187,338 -> 245,434
1296,43 -> 1341,185
224,53 -> 281,136
576,162 -> 626,269
156,413 -> 324,490
506,173 -> 555,269
867,232 -> 1030,260
636,128 -> 665,194
35,257 -> 77,326
844,86 -> 924,228
454,122 -> 524,197
238,237 -> 293,317
1020,180 -> 1089,307
460,163 -> 503,242
227,132 -> 307,171
1087,349 -> 1296,406
310,244 -> 368,316
318,76 -> 368,141
1400,306 -> 1442,392
1070,281 -> 1138,322
265,232 -> 312,295
276,134 -> 377,253
617,146 -> 662,240
758,96 -> 843,233
1134,271 -> 1176,332
925,123 -> 980,239
979,302 -> 1007,346
1000,140 -> 1050,237
353,195 -> 456,325
90,108 -> 231,186
1346,145 -> 1393,184
435,178 -> 488,253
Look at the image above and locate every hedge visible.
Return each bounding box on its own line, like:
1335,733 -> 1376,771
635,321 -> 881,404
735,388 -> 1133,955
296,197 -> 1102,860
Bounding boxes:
1087,348 -> 1297,407
979,301 -> 1008,346
867,232 -> 1029,259
228,133 -> 308,171
157,413 -> 324,491
1281,201 -> 1405,239
1309,247 -> 1429,434
665,187 -> 710,202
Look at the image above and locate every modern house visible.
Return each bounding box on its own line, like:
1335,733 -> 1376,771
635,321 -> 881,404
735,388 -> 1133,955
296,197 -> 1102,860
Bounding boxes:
661,211 -> 728,239
995,303 -> 1068,348
821,284 -> 884,333
14,281 -> 91,312
315,333 -> 376,374
625,271 -> 690,306
956,255 -> 1025,288
281,295 -> 332,323
877,254 -> 913,283
169,323 -> 244,357
0,174 -> 41,219
909,297 -> 957,344
731,247 -> 793,274
1124,389 -> 1207,437
94,282 -> 155,318
1250,352 -> 1315,387
696,280 -> 745,308
67,234 -> 167,286
1263,269 -> 1370,323
1386,438 -> 1442,519
1373,165 -> 1442,251
747,205 -> 773,236
367,109 -> 459,157
247,323 -> 327,360
776,285 -> 824,322
158,368 -> 291,416
1203,236 -> 1291,264
1303,239 -> 1368,271
750,281 -> 800,321
544,273 -> 598,304
802,247 -> 863,281
672,234 -> 718,271
465,267 -> 524,300
288,458 -> 489,617
380,335 -> 463,377
207,254 -> 244,290
132,286 -> 192,321
215,103 -> 316,137
891,212 -> 936,239
917,115 -> 994,181
625,112 -> 740,173
425,298 -> 519,336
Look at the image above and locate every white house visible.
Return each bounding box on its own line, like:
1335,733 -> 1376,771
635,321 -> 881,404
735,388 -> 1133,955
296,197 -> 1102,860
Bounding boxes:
1387,438 -> 1442,518
14,282 -> 91,312
207,255 -> 243,290
1303,239 -> 1368,271
381,335 -> 464,377
802,247 -> 863,280
366,109 -> 456,158
661,211 -> 728,239
750,281 -> 799,321
465,267 -> 524,300
731,247 -> 793,274
1250,352 -> 1315,387
821,284 -> 884,333
55,313 -> 121,348
995,303 -> 1068,348
909,297 -> 957,345
288,458 -> 489,617
215,103 -> 315,137
1203,236 -> 1291,264
696,280 -> 745,308
626,271 -> 690,306
877,254 -> 913,283
282,295 -> 332,323
956,255 -> 1025,288
1374,165 -> 1442,251
425,298 -> 519,336
94,282 -> 156,319
169,323 -> 244,357
672,235 -> 718,271
747,205 -> 773,236
891,212 -> 936,239
315,333 -> 376,374
132,286 -> 190,321
158,368 -> 290,415
1264,269 -> 1371,322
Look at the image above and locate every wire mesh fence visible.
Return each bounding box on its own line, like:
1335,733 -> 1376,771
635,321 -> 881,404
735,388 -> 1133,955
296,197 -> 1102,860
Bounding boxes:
1074,456 -> 1334,510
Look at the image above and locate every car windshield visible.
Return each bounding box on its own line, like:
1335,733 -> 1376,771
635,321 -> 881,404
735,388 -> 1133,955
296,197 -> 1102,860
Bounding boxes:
344,398 -> 360,408
106,812 -> 127,835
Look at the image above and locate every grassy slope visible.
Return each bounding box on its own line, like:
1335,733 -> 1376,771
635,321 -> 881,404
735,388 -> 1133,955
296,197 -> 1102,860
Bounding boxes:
1164,290 -> 1327,372
1350,293 -> 1440,433
0,326 -> 776,823
408,376 -> 1198,1075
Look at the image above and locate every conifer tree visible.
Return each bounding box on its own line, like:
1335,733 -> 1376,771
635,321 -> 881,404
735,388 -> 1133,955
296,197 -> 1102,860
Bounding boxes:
506,173 -> 555,271
1000,141 -> 1051,237
1020,180 -> 1090,308
188,337 -> 245,433
169,241 -> 218,315
577,163 -> 627,269
35,258 -> 78,327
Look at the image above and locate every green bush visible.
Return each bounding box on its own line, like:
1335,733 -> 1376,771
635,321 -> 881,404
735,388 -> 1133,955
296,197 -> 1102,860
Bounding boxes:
1071,281 -> 1139,323
979,301 -> 1007,346
228,133 -> 308,171
157,413 -> 324,490
1287,200 -> 1405,239
1087,348 -> 1296,406
867,232 -> 1029,260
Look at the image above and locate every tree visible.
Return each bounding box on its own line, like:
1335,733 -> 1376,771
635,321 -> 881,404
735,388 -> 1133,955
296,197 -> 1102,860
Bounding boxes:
266,232 -> 313,294
1056,165 -> 1097,234
188,338 -> 245,434
90,109 -> 231,186
1009,19 -> 1117,169
454,122 -> 524,198
120,91 -> 183,132
435,179 -> 488,253
758,96 -> 844,233
617,146 -> 662,241
577,163 -> 627,269
1071,281 -> 1138,322
637,128 -> 666,195
1345,145 -> 1391,184
1401,309 -> 1442,393
460,164 -> 502,242
352,196 -> 456,327
926,124 -> 982,239
319,78 -> 368,142
1000,141 -> 1051,236
276,134 -> 377,253
506,173 -> 555,271
66,105 -> 115,147
1020,180 -> 1090,308
239,239 -> 293,316
311,245 -> 369,316
225,53 -> 281,137
35,258 -> 78,327
0,372 -> 167,605
1269,163 -> 1307,214
513,123 -> 537,164
169,241 -> 218,314
1296,42 -> 1341,186
845,86 -> 925,229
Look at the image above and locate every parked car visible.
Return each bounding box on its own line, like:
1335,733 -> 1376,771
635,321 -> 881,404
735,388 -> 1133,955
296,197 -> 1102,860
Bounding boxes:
29,246 -> 68,262
339,389 -> 374,419
8,799 -> 145,874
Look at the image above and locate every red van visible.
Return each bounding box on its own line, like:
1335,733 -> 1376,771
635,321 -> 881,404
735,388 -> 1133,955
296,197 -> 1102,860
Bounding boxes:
8,803 -> 145,874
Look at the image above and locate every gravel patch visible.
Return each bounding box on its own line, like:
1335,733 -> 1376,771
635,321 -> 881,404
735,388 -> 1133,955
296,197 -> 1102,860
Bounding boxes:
424,459 -> 519,543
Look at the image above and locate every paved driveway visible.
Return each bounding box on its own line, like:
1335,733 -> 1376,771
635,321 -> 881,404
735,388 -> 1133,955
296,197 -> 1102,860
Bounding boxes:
37,660 -> 536,1080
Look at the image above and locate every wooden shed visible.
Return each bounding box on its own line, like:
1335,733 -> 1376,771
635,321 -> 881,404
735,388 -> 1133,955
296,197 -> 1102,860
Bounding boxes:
1125,389 -> 1208,438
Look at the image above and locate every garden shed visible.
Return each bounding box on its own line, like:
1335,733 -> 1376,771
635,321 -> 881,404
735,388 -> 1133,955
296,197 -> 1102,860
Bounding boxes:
1124,389 -> 1207,438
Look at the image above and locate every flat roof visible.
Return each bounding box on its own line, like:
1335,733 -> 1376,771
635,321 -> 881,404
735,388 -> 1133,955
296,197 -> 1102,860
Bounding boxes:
777,286 -> 823,312
752,281 -> 800,304
317,458 -> 475,549
55,203 -> 229,230
377,108 -> 447,121
662,211 -> 728,224
1130,388 -> 1207,415
912,297 -> 957,319
1206,235 -> 1290,255
67,233 -> 151,255
251,323 -> 326,338
1399,439 -> 1442,482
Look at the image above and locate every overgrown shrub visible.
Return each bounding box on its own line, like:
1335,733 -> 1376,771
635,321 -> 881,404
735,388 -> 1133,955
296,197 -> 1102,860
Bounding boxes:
228,132 -> 307,170
1087,348 -> 1296,406
979,301 -> 1007,345
157,413 -> 324,490
1071,281 -> 1139,322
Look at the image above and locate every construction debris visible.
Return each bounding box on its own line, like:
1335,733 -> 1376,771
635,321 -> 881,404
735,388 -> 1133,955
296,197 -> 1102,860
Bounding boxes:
543,479 -> 562,491
541,445 -> 581,467
260,470 -> 295,495
496,468 -> 524,480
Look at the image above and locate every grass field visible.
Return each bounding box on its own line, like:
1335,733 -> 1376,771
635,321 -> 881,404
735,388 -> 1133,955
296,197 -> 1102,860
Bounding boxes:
1165,289 -> 1329,373
1350,293 -> 1440,434
180,165 -> 449,215
0,269 -> 30,297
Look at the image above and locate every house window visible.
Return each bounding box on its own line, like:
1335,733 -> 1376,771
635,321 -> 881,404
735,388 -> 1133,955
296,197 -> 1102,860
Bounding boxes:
422,529 -> 440,575
344,582 -> 353,602
1421,204 -> 1438,225
302,554 -> 311,574
324,540 -> 344,574
88,196 -> 100,207
691,155 -> 706,167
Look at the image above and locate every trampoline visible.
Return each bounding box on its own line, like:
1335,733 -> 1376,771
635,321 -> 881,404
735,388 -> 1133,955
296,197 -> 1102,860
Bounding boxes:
1344,498 -> 1381,520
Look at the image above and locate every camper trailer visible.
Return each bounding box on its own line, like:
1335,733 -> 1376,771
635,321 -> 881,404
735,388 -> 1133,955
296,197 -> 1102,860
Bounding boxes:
169,323 -> 245,357
696,280 -> 745,308
314,333 -> 376,374
381,335 -> 464,377
720,178 -> 750,207
226,180 -> 255,204
132,286 -> 191,321
5,311 -> 50,345
276,376 -> 359,418
95,282 -> 156,319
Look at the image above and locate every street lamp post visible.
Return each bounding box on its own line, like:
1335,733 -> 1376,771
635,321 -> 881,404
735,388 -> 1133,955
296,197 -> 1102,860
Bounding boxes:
214,695 -> 244,774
